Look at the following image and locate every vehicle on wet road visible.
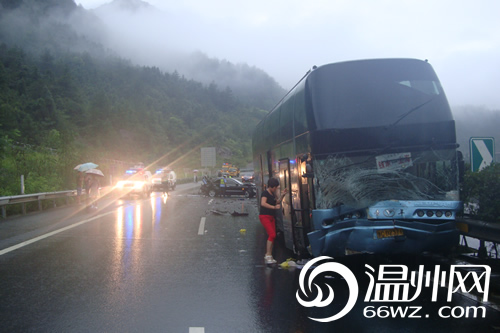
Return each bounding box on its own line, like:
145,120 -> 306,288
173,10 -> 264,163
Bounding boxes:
115,168 -> 152,199
228,166 -> 240,177
240,171 -> 255,183
252,58 -> 463,258
152,168 -> 176,193
200,176 -> 256,198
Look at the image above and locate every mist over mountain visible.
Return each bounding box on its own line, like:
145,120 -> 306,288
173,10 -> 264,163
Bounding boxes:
0,0 -> 497,163
454,106 -> 500,162
0,0 -> 276,196
91,0 -> 286,109
0,0 -> 108,57
98,0 -> 151,12
0,0 -> 285,110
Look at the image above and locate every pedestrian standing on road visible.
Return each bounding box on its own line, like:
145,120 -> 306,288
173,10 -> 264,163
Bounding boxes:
161,175 -> 169,195
84,174 -> 92,206
87,175 -> 100,209
259,177 -> 287,264
220,176 -> 226,197
76,172 -> 84,205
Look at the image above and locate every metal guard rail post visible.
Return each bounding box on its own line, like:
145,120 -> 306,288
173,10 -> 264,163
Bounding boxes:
456,218 -> 500,244
0,190 -> 76,218
456,218 -> 500,258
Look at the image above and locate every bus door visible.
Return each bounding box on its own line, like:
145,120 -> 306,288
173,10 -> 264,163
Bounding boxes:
298,157 -> 313,234
279,159 -> 295,251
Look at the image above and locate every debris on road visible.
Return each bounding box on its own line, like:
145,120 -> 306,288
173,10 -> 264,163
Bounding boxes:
231,211 -> 248,216
210,209 -> 229,215
280,258 -> 298,268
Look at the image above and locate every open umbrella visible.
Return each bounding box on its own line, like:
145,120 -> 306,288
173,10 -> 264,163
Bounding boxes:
85,168 -> 104,177
74,162 -> 98,172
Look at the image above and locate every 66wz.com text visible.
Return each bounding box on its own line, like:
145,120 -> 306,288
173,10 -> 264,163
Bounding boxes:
363,305 -> 486,319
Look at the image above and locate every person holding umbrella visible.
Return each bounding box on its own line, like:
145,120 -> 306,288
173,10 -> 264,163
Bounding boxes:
74,162 -> 98,173
85,169 -> 103,210
76,172 -> 84,205
74,163 -> 98,206
85,174 -> 99,210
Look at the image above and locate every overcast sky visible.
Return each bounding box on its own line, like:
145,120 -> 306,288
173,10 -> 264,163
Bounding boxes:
74,0 -> 500,110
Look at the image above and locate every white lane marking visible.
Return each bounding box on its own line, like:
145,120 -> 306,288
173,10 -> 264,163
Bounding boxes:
208,199 -> 213,205
198,217 -> 206,236
0,210 -> 115,256
189,328 -> 205,333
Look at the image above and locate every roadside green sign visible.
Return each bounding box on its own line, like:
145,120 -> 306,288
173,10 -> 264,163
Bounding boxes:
470,137 -> 495,172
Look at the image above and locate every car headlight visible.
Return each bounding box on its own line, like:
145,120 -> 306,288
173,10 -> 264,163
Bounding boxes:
134,182 -> 145,190
115,181 -> 125,189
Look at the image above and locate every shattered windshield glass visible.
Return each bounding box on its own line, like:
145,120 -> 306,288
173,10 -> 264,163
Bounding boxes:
314,148 -> 459,209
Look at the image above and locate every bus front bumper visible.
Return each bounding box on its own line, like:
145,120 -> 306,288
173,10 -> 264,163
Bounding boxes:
307,219 -> 459,257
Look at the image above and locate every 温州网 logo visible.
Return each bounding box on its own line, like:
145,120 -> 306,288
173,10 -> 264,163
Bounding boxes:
296,256 -> 491,322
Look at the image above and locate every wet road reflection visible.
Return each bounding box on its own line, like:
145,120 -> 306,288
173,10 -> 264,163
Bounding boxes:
0,192 -> 499,332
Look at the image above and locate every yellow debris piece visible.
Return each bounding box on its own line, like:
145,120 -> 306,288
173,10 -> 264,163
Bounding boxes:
279,258 -> 297,268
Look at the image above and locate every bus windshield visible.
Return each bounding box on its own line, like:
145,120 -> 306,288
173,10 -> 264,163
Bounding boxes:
314,148 -> 459,209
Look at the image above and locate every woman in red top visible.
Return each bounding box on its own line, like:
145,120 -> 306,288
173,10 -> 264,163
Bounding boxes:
259,177 -> 287,264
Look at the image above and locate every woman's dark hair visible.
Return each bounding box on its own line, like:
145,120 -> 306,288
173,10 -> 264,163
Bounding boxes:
267,177 -> 279,188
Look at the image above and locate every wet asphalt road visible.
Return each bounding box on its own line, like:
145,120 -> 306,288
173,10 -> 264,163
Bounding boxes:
1,183 -> 499,332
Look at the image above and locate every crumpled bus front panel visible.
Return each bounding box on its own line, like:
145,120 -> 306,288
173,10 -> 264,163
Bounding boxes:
308,206 -> 460,257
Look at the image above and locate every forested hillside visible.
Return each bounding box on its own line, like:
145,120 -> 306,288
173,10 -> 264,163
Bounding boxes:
91,0 -> 287,110
1,0 -> 497,199
0,0 -> 274,196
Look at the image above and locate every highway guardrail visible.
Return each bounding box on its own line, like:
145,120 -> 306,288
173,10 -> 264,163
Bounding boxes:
0,190 -> 76,218
456,218 -> 500,244
0,182 -> 200,219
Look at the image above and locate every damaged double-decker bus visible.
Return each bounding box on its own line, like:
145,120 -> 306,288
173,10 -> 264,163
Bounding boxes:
252,58 -> 462,257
